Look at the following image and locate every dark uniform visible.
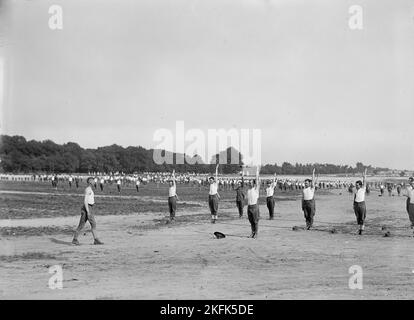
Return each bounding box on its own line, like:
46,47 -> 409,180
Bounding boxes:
235,182 -> 245,218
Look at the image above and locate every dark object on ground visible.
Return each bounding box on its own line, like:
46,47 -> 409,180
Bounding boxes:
383,231 -> 391,237
214,231 -> 226,239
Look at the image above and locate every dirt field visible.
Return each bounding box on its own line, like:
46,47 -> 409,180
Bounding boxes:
1,181 -> 414,299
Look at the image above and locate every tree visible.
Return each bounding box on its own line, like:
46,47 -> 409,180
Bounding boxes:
210,147 -> 243,174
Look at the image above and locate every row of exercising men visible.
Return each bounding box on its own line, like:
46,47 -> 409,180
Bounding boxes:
167,166 -> 414,238
71,168 -> 414,244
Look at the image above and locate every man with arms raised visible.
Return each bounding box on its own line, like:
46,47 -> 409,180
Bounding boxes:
235,173 -> 245,218
302,169 -> 318,230
208,164 -> 220,223
353,169 -> 368,235
265,173 -> 278,220
247,166 -> 261,238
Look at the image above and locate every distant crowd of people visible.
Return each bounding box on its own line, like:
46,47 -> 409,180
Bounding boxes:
1,172 -> 411,198
21,173 -> 412,200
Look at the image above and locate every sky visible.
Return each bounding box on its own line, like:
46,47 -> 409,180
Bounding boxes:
1,0 -> 413,169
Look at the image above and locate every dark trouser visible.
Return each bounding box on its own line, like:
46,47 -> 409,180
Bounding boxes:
266,196 -> 275,218
168,196 -> 177,218
407,198 -> 414,225
117,185 -> 121,192
247,204 -> 260,236
302,199 -> 315,227
100,184 -> 103,191
73,204 -> 98,240
209,194 -> 219,216
236,200 -> 244,217
136,185 -> 139,192
353,201 -> 366,226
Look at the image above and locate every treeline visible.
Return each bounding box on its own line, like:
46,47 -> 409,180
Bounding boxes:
259,162 -> 390,175
0,135 -> 242,174
0,135 -> 391,175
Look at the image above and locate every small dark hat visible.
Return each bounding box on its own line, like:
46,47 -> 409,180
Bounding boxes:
214,231 -> 226,239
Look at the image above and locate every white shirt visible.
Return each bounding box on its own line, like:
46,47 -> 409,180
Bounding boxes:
169,185 -> 176,197
136,180 -> 140,185
354,187 -> 366,203
303,187 -> 315,201
407,186 -> 414,204
117,180 -> 121,185
247,187 -> 259,205
266,183 -> 276,197
209,182 -> 218,195
100,178 -> 104,184
85,186 -> 95,205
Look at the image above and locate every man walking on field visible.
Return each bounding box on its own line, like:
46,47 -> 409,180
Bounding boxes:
302,169 -> 318,230
353,169 -> 368,235
247,166 -> 261,238
208,164 -> 220,223
265,173 -> 278,220
168,170 -> 179,222
404,176 -> 414,230
72,177 -> 104,245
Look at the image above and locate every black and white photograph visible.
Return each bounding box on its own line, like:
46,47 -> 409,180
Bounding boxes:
0,0 -> 414,305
